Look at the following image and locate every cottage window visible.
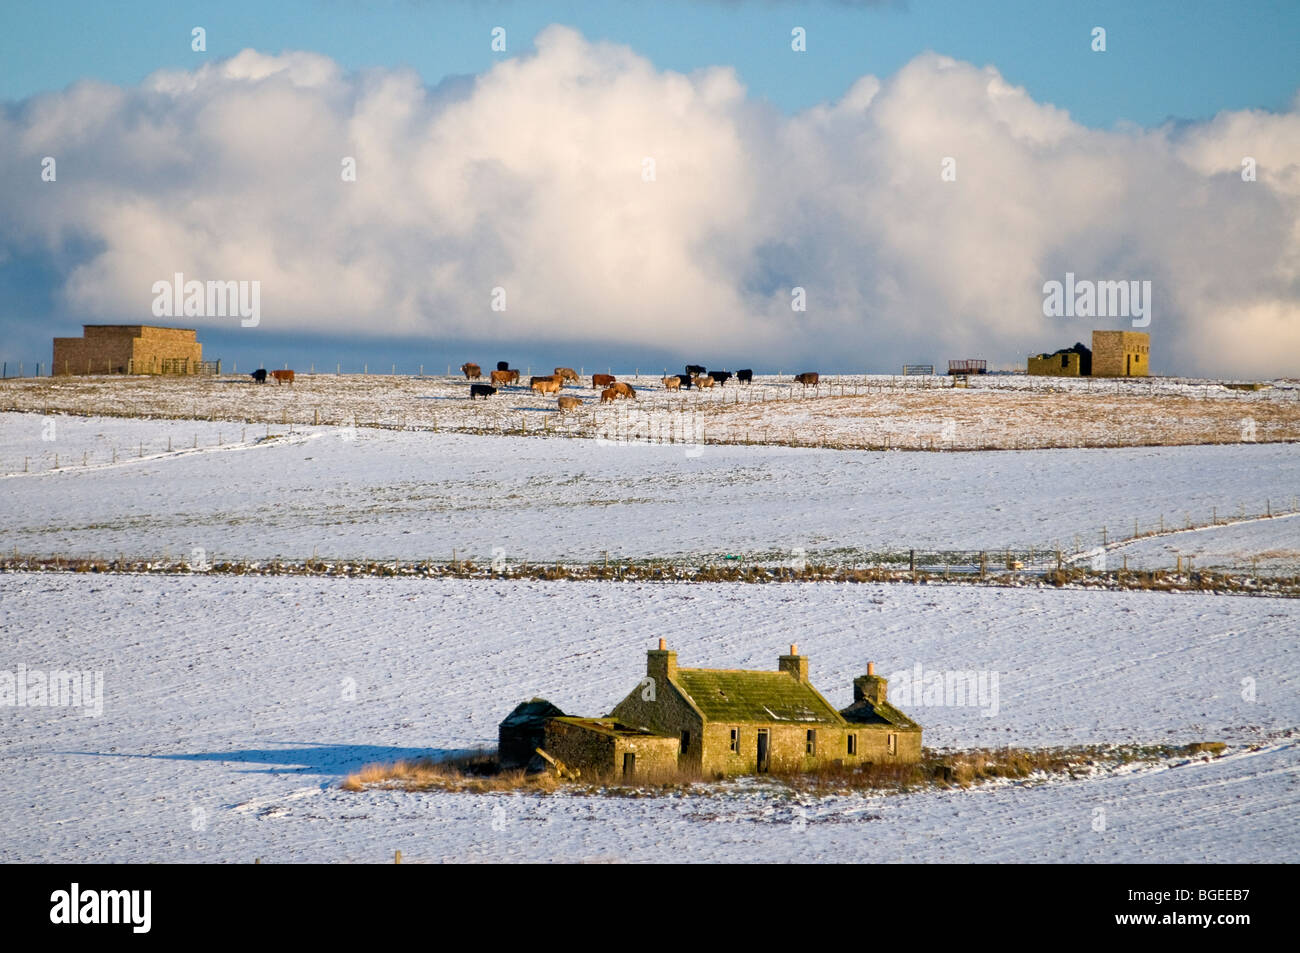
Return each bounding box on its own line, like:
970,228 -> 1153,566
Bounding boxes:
806,729 -> 817,755
729,728 -> 739,753
680,730 -> 690,753
847,733 -> 857,755
887,733 -> 897,755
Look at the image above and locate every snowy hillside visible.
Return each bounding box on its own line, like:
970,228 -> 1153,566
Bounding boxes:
1,574 -> 1295,862
2,415 -> 1297,565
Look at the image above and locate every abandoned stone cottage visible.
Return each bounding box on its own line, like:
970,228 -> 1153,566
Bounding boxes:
499,641 -> 921,780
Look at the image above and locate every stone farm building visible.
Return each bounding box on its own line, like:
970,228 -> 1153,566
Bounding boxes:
1028,341 -> 1091,377
1028,330 -> 1149,378
1090,330 -> 1149,377
52,325 -> 210,376
499,641 -> 921,781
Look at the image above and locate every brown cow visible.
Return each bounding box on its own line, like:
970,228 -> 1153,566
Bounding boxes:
795,372 -> 820,387
693,374 -> 715,388
490,369 -> 514,386
461,362 -> 481,380
532,377 -> 563,395
592,373 -> 615,388
554,367 -> 579,382
611,381 -> 636,399
600,387 -> 618,403
271,369 -> 295,384
557,395 -> 582,412
661,375 -> 681,390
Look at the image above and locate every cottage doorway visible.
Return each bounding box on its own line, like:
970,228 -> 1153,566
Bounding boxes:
622,753 -> 635,778
756,730 -> 770,773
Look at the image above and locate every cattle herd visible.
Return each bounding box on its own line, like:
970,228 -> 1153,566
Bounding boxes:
457,361 -> 819,411
241,361 -> 819,411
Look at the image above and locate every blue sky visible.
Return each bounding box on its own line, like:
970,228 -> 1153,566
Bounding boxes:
2,2 -> 1298,376
3,0 -> 1298,127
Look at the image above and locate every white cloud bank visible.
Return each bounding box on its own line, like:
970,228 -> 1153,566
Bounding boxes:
3,26 -> 1298,375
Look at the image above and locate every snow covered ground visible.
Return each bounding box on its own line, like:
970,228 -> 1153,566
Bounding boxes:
3,371 -> 1297,453
2,413 -> 1297,565
1,575 -> 1294,862
1103,514 -> 1300,574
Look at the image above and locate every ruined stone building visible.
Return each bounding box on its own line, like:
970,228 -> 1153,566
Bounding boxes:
499,642 -> 921,781
1027,331 -> 1149,377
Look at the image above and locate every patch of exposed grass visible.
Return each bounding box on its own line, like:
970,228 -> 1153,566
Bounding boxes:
341,742 -> 1227,798
341,750 -> 561,794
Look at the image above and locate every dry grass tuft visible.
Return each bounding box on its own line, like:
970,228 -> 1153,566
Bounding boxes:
341,750 -> 560,794
341,742 -> 1223,798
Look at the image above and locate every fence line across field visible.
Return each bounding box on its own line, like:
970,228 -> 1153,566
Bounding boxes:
5,543 -> 1298,584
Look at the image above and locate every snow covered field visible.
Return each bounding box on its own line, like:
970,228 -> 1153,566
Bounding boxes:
2,413 -> 1297,565
1104,514 -> 1300,574
0,575 -> 1295,862
3,371 -> 1297,453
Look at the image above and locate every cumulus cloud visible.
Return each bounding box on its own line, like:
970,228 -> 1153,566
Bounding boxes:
2,25 -> 1298,375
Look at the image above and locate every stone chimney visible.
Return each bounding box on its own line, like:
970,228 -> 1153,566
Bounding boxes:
778,643 -> 809,683
647,638 -> 677,684
853,661 -> 888,706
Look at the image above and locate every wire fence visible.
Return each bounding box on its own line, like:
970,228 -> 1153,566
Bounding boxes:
1,500 -> 1297,579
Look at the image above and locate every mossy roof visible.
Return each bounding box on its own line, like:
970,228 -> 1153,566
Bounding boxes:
673,669 -> 843,725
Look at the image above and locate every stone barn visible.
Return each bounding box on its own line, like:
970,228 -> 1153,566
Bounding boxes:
53,325 -> 205,376
1091,330 -> 1149,377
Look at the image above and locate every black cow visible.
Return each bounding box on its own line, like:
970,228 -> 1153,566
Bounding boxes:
737,368 -> 753,384
676,373 -> 693,389
470,384 -> 497,400
250,368 -> 268,384
685,364 -> 706,377
496,361 -> 510,372
708,370 -> 732,386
